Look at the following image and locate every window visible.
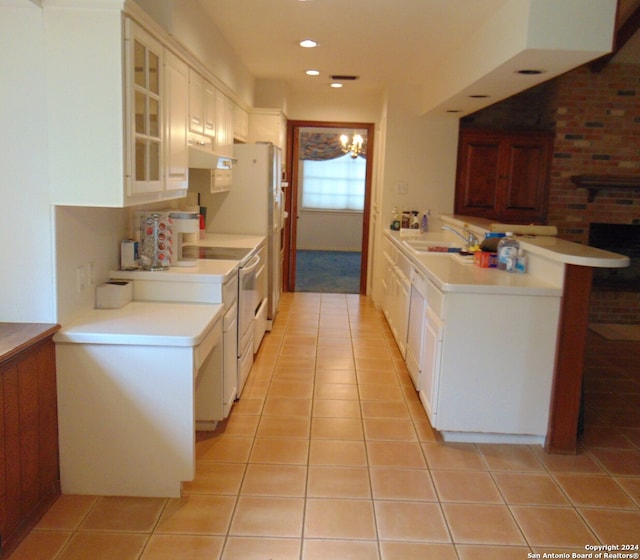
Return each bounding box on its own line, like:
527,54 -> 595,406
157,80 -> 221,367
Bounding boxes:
301,154 -> 366,211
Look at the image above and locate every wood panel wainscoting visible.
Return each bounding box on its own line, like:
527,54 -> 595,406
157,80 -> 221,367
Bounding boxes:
0,323 -> 61,557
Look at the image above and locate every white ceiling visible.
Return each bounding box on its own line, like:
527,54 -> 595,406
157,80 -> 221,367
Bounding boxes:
197,0 -> 510,95
198,0 -> 639,105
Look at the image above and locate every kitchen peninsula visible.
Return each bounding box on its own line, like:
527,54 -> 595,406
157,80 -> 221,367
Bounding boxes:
383,215 -> 629,452
54,302 -> 224,498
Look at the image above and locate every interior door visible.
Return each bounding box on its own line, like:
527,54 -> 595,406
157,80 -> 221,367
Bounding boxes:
284,120 -> 375,295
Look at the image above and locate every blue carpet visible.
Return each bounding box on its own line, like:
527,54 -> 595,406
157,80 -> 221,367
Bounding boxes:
296,250 -> 361,293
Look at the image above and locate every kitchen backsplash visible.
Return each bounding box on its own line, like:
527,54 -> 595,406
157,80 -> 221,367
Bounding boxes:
55,205 -> 128,325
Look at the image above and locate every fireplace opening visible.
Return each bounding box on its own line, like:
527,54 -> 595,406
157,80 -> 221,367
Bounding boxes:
589,223 -> 639,292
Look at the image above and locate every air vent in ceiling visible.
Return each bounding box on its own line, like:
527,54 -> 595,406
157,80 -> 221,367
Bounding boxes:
330,75 -> 359,81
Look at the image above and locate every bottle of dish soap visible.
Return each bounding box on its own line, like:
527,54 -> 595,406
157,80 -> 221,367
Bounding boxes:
497,232 -> 519,272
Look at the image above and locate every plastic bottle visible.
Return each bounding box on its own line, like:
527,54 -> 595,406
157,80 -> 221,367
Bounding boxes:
515,248 -> 527,273
390,207 -> 401,230
410,211 -> 420,229
420,211 -> 429,233
401,211 -> 411,229
497,232 -> 520,272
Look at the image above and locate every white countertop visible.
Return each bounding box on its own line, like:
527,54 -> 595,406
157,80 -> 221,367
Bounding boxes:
441,215 -> 629,268
413,252 -> 562,296
510,235 -> 630,268
54,301 -> 223,346
111,232 -> 266,283
111,259 -> 239,284
387,231 -> 562,296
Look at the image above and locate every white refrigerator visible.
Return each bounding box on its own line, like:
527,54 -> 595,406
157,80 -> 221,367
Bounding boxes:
207,142 -> 283,327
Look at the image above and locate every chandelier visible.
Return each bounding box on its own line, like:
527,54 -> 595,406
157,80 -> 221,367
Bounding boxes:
340,133 -> 364,159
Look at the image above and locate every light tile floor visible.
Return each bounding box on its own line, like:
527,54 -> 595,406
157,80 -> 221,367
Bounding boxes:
10,293 -> 640,559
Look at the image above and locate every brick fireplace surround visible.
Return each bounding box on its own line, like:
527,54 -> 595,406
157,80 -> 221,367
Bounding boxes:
462,61 -> 640,324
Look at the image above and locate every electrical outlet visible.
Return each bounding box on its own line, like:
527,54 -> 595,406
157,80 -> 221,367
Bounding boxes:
396,182 -> 408,194
76,265 -> 86,293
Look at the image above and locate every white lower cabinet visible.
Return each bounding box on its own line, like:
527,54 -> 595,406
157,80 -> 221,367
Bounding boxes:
424,290 -> 561,443
406,267 -> 427,389
384,232 -> 562,445
381,238 -> 411,357
420,305 -> 443,422
55,302 -> 224,498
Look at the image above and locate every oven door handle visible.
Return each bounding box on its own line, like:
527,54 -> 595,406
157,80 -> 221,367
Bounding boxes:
240,254 -> 261,276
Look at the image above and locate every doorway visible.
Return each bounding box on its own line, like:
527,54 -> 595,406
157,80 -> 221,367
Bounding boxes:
284,120 -> 374,295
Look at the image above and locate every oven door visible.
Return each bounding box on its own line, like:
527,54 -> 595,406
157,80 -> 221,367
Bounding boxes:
238,253 -> 260,350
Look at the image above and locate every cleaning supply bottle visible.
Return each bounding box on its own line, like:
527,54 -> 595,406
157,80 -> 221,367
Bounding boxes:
497,232 -> 519,272
410,211 -> 420,229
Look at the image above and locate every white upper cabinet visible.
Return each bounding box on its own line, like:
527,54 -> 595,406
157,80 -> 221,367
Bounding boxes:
125,21 -> 164,196
189,70 -> 216,139
248,109 -> 287,152
215,90 -> 234,158
45,2 -> 126,207
203,82 -> 217,139
164,51 -> 189,192
188,70 -> 205,135
45,2 -> 187,207
44,1 -> 251,207
234,103 -> 249,142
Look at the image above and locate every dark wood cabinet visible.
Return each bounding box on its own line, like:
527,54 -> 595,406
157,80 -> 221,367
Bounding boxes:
0,324 -> 60,556
455,129 -> 554,224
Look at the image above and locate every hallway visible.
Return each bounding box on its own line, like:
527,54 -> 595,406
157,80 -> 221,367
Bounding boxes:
11,293 -> 640,560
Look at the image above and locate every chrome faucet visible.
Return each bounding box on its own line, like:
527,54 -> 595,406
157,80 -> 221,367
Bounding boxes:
441,225 -> 479,250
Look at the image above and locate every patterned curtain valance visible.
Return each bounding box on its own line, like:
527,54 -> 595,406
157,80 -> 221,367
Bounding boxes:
300,132 -> 367,161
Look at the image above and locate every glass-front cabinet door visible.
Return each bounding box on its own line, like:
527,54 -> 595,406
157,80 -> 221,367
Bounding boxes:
126,20 -> 163,195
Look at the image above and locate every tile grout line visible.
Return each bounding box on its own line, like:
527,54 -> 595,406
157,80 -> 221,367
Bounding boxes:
346,293 -> 384,556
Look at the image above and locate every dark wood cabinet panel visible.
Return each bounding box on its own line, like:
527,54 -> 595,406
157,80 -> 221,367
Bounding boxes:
0,326 -> 60,556
37,342 -> 60,499
456,135 -> 501,215
3,361 -> 22,542
455,129 -> 553,224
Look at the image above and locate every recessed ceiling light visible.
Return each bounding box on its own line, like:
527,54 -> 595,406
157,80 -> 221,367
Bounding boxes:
306,70 -> 320,76
517,69 -> 545,75
330,82 -> 343,88
299,39 -> 317,48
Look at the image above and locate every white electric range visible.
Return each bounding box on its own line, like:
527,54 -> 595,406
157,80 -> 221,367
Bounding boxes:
110,233 -> 267,408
